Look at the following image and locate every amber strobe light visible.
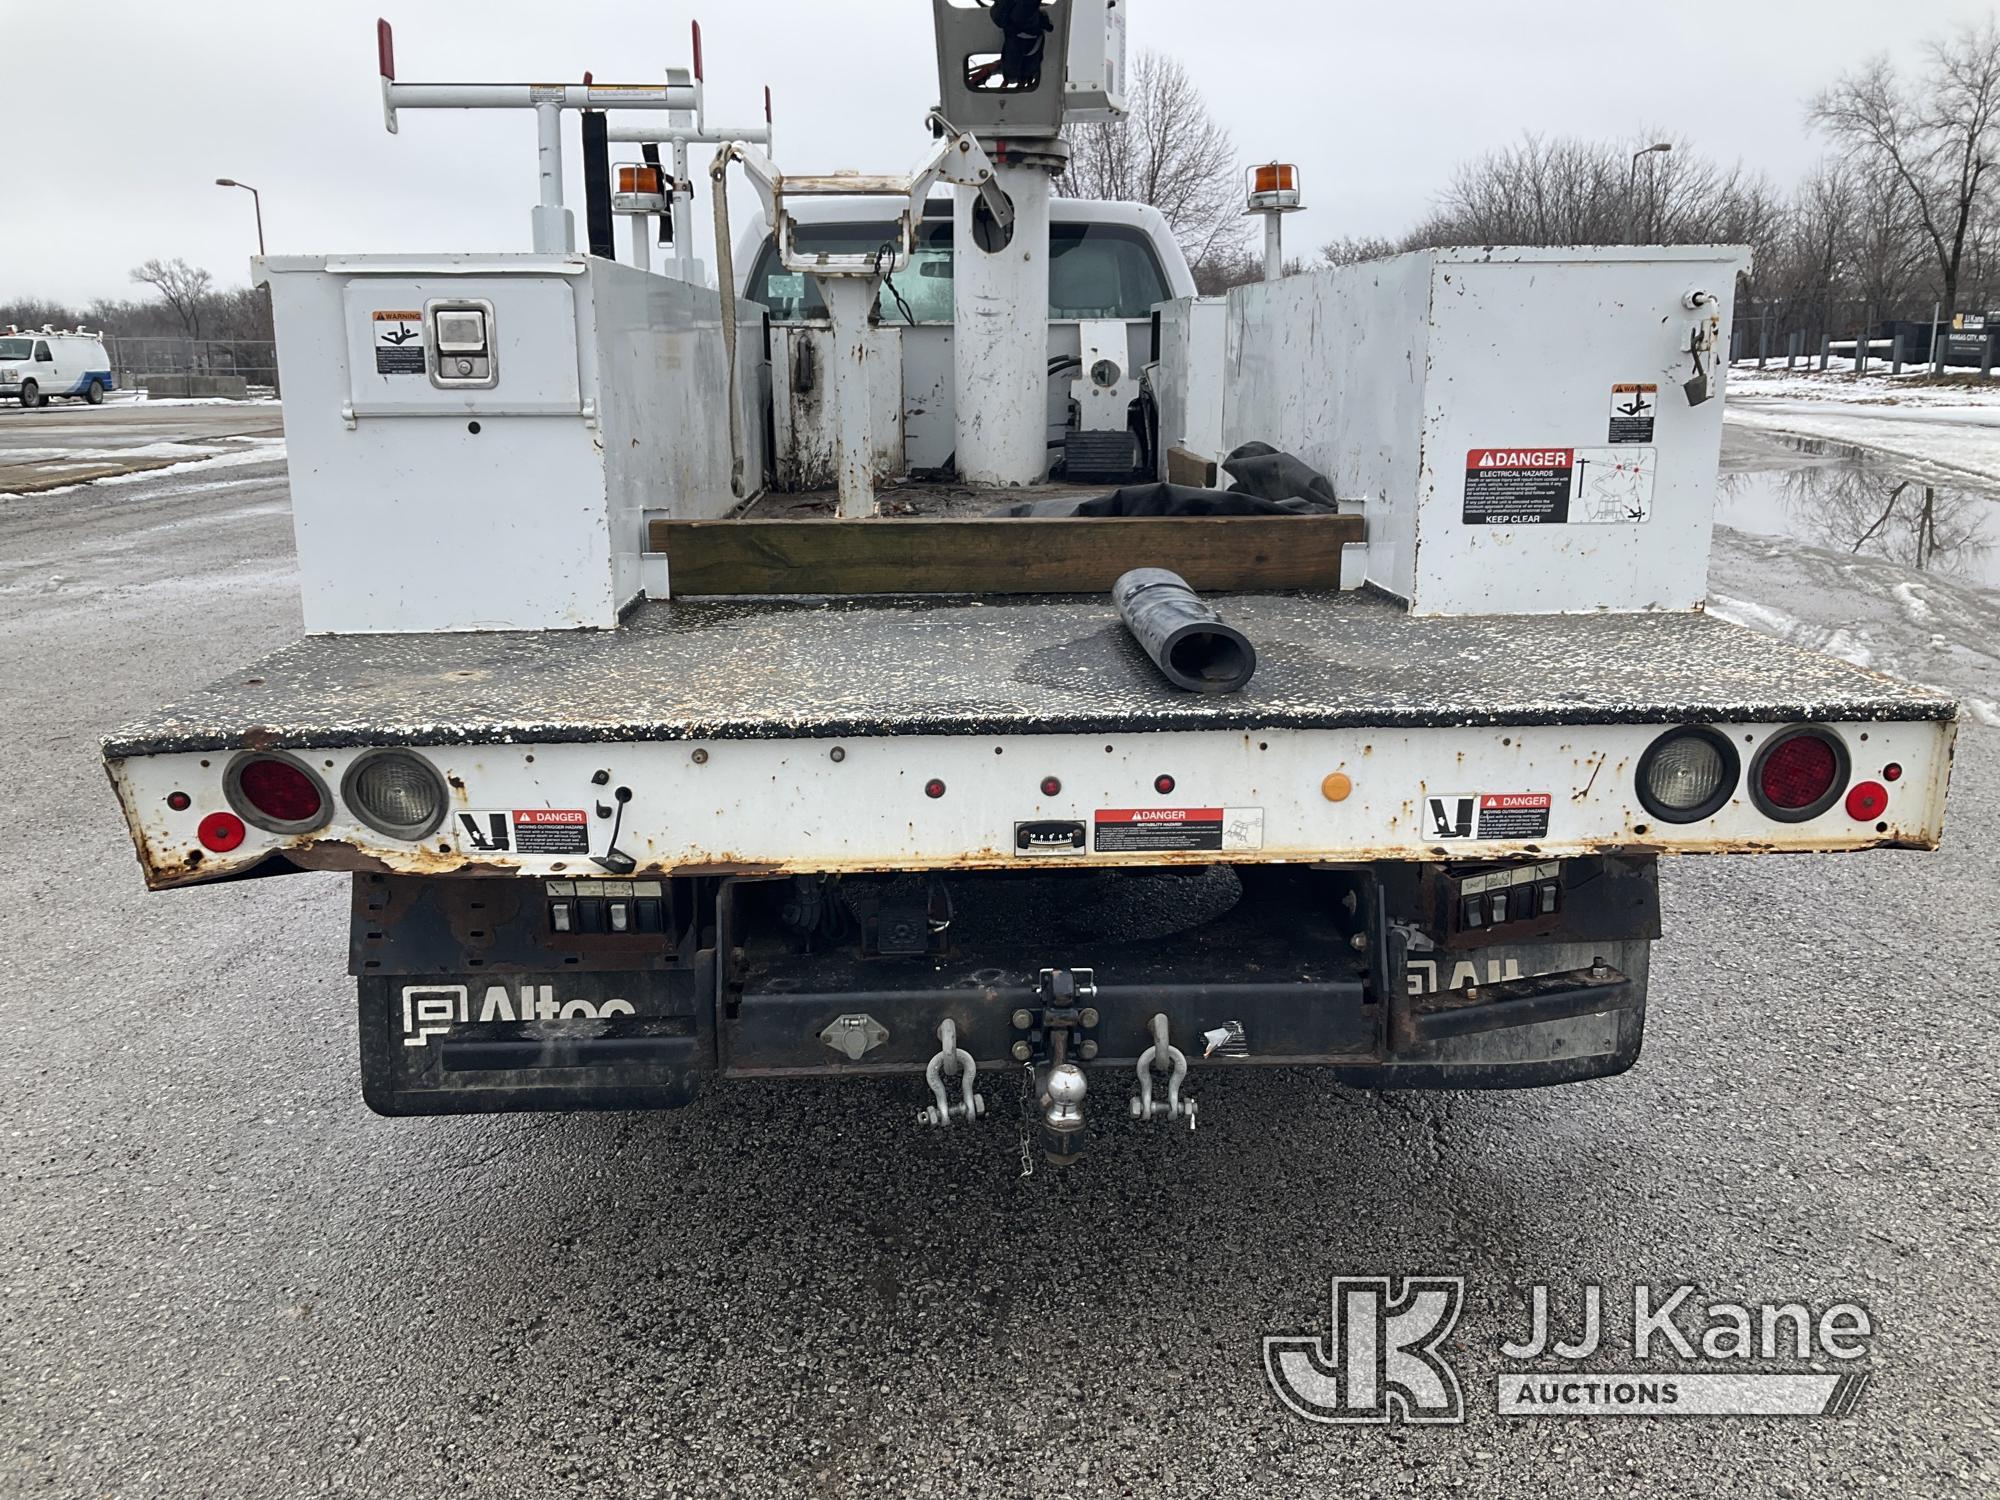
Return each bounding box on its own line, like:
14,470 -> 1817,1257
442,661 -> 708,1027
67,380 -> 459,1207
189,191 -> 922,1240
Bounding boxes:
1635,726 -> 1739,823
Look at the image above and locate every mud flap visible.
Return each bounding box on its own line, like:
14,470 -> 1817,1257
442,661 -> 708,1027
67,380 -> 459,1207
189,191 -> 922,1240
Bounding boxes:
357,959 -> 712,1115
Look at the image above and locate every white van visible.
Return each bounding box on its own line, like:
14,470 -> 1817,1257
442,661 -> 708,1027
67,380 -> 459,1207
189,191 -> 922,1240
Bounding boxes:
0,328 -> 116,407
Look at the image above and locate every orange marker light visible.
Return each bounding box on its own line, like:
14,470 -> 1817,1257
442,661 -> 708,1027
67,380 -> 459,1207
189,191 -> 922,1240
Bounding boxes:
1321,772 -> 1353,802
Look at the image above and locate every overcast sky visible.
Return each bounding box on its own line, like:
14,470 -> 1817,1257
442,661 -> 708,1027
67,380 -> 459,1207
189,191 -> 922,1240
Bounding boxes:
5,0 -> 1993,306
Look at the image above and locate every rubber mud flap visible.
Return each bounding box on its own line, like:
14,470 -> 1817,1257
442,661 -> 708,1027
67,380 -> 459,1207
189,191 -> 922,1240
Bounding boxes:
356,961 -> 711,1115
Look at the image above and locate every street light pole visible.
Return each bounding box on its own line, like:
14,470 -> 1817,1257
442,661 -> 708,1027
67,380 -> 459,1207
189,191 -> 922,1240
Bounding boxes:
214,178 -> 265,257
1627,143 -> 1671,243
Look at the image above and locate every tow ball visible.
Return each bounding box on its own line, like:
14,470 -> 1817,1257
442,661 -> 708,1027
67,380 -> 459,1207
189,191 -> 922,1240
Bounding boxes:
1016,968 -> 1099,1165
1130,1012 -> 1197,1129
916,1018 -> 985,1127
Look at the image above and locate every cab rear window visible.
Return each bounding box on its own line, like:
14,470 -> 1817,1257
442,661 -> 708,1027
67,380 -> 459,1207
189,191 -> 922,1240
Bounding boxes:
745,220 -> 1170,323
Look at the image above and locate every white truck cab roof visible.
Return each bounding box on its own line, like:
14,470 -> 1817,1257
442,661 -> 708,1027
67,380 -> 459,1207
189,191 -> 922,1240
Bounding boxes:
733,194 -> 1197,318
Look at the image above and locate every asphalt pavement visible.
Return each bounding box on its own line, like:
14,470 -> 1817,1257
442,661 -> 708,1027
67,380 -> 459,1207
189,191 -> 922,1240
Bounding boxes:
1,414 -> 1995,1498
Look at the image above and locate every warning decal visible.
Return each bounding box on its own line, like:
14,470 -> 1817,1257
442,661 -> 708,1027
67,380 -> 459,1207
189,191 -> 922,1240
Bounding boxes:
1094,807 -> 1264,854
372,309 -> 425,375
1462,448 -> 1574,524
454,809 -> 591,856
1424,792 -> 1552,842
1608,383 -> 1657,443
1463,446 -> 1656,525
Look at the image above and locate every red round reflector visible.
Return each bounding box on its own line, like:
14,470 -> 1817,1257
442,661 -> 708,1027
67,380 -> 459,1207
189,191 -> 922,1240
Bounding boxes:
924,778 -> 946,799
237,756 -> 324,824
1757,734 -> 1840,811
1040,776 -> 1062,796
197,811 -> 246,852
1154,774 -> 1176,795
1846,781 -> 1889,821
166,791 -> 192,812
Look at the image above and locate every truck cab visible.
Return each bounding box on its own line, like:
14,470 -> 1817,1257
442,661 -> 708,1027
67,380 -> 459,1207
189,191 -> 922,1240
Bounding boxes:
737,197 -> 1195,484
0,328 -> 115,406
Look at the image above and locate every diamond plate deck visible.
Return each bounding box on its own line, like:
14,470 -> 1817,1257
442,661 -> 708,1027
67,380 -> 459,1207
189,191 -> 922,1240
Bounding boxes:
102,590 -> 1956,759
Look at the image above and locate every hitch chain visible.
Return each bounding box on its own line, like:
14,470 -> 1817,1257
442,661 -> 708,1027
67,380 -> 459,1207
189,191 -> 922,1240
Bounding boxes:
1017,1059 -> 1036,1179
916,1018 -> 986,1127
1129,1012 -> 1198,1130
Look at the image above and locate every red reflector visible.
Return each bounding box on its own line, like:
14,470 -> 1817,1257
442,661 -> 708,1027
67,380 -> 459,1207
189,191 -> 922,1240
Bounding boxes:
238,757 -> 323,823
1882,762 -> 1903,782
1846,781 -> 1889,821
1154,774 -> 1176,795
1758,735 -> 1839,811
198,811 -> 246,852
1040,776 -> 1062,796
924,778 -> 946,799
166,791 -> 192,811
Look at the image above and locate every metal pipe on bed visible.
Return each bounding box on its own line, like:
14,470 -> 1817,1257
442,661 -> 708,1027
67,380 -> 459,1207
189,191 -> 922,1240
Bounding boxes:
1112,568 -> 1258,694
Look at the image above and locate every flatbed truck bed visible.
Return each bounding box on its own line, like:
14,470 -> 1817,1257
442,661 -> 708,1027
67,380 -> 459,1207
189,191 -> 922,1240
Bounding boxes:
109,589 -> 1950,756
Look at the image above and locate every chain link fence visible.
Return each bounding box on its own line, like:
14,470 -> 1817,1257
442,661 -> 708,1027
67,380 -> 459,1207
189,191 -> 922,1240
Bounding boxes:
103,336 -> 277,398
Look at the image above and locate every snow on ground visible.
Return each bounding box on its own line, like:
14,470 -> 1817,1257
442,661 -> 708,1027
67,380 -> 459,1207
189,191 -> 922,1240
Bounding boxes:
1726,363 -> 2000,407
1725,366 -> 2000,487
0,435 -> 286,501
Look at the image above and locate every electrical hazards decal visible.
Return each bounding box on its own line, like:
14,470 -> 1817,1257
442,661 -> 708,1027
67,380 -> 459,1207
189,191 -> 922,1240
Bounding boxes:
455,809 -> 591,856
372,309 -> 425,375
1094,807 -> 1264,854
1462,447 -> 1656,525
1424,792 -> 1552,842
1608,383 -> 1657,443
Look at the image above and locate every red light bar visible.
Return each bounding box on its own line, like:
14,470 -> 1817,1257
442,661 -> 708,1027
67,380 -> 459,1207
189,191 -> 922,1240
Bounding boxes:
376,17 -> 395,80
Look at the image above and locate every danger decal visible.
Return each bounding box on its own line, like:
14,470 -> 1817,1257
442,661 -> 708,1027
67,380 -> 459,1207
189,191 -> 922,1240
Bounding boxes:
455,809 -> 591,856
1093,807 -> 1264,854
371,309 -> 425,375
1424,792 -> 1552,842
1463,447 -> 1656,525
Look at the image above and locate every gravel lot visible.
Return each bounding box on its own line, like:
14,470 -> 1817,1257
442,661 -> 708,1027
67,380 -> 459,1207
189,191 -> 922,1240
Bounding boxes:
1,423 -> 1995,1498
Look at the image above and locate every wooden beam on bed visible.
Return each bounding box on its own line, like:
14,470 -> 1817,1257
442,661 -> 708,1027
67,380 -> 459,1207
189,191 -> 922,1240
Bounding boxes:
647,515 -> 1361,596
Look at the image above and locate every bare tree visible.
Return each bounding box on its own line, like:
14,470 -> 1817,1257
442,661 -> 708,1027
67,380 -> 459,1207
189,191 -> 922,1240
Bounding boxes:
129,258 -> 215,339
1318,235 -> 1400,267
1809,19 -> 2000,313
1059,50 -> 1246,281
1405,132 -> 1780,254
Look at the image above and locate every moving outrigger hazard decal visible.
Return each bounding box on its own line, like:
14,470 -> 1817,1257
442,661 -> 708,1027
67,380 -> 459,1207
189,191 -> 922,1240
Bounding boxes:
455,809 -> 591,855
1426,793 -> 1553,841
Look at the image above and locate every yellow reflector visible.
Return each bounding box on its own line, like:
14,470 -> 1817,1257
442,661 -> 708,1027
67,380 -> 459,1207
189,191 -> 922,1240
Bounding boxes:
1321,771 -> 1353,802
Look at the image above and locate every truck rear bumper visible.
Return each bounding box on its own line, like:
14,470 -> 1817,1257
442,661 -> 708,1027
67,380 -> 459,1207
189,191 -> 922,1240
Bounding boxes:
355,861 -> 1658,1118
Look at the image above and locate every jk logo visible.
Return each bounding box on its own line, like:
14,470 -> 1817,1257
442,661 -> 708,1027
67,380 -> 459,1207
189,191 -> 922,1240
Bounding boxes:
1264,1276 -> 1466,1425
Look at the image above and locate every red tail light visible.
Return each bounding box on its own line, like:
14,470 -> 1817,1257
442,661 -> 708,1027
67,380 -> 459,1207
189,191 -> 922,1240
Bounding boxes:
1750,728 -> 1849,822
225,753 -> 331,832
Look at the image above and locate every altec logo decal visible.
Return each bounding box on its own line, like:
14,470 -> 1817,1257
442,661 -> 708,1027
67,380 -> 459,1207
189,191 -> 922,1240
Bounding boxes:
400,983 -> 634,1045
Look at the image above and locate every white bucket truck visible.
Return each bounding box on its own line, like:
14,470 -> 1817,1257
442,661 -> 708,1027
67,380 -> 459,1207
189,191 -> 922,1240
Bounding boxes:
101,4 -> 1953,1168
